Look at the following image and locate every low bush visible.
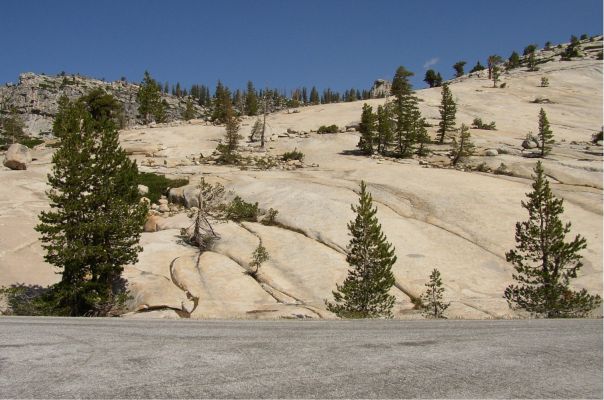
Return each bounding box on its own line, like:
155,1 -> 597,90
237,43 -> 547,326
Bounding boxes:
281,148 -> 304,162
317,124 -> 339,134
261,208 -> 279,225
136,172 -> 188,203
225,196 -> 259,222
472,118 -> 497,130
20,137 -> 44,149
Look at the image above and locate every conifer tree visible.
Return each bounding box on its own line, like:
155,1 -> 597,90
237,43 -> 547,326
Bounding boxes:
357,103 -> 376,154
437,83 -> 456,144
182,98 -> 196,121
469,60 -> 485,73
421,269 -> 450,319
376,103 -> 393,155
248,242 -> 269,279
451,124 -> 474,165
487,55 -> 503,80
249,118 -> 263,142
137,71 -> 166,124
391,66 -> 423,157
35,92 -> 146,316
310,86 -> 320,105
537,108 -> 554,157
216,102 -> 240,164
326,181 -> 397,318
423,69 -> 438,88
507,51 -> 521,69
453,61 -> 466,78
0,106 -> 26,147
211,80 -> 232,123
504,162 -> 601,318
245,81 -> 258,116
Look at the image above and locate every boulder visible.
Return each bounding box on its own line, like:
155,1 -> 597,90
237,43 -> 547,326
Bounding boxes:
522,139 -> 538,149
3,144 -> 32,170
485,149 -> 499,156
144,215 -> 165,232
138,184 -> 149,196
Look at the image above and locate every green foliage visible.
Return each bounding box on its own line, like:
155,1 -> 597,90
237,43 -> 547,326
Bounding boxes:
211,80 -> 232,123
451,124 -> 474,165
357,103 -> 376,154
507,51 -> 521,69
216,105 -> 241,164
376,103 -> 393,155
245,81 -> 258,116
248,242 -> 269,278
421,269 -> 450,319
281,148 -> 304,162
453,61 -> 466,78
317,124 -> 339,134
20,137 -> 45,148
225,196 -> 259,222
136,172 -> 188,204
438,83 -> 456,144
137,71 -> 166,124
469,60 -> 486,73
472,118 -> 497,130
0,284 -> 53,315
391,66 -> 425,158
537,108 -> 554,157
309,86 -> 320,105
261,208 -> 279,226
423,69 -> 440,88
523,44 -> 537,56
182,98 -> 196,120
504,162 -> 602,318
326,181 -> 397,319
0,107 -> 26,148
540,77 -> 550,87
249,119 -> 263,142
35,94 -> 147,316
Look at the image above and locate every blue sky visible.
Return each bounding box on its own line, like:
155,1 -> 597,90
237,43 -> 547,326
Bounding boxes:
1,0 -> 602,93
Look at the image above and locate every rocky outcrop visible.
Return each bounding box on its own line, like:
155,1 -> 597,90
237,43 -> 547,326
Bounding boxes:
3,143 -> 32,170
370,79 -> 391,98
0,72 -> 205,135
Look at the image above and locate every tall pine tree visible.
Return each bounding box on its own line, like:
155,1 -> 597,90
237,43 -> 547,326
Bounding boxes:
451,124 -> 474,165
537,108 -> 554,157
438,83 -> 456,144
136,71 -> 165,124
421,268 -> 450,319
326,181 -> 397,318
357,103 -> 376,155
391,66 -> 423,157
504,162 -> 601,318
36,91 -> 146,316
245,81 -> 258,116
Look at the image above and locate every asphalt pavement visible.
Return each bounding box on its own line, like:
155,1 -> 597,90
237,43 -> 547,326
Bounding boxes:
0,317 -> 601,398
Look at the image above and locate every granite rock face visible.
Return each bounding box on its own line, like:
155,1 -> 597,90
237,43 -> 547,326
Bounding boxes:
0,72 -> 205,135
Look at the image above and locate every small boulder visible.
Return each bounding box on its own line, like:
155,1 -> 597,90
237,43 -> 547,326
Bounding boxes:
3,144 -> 32,170
138,184 -> 149,196
143,215 -> 165,232
158,204 -> 170,213
485,149 -> 499,156
522,140 -> 538,149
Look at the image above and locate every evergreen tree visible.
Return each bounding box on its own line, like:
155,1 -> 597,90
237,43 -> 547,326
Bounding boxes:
487,55 -> 503,80
35,92 -> 146,316
376,103 -> 393,155
508,51 -> 521,69
437,83 -> 456,144
0,106 -> 26,147
216,102 -> 240,164
527,52 -> 538,71
391,66 -> 423,157
504,162 -> 601,318
249,118 -> 263,142
357,103 -> 376,154
453,61 -> 466,78
523,44 -> 537,56
469,60 -> 485,73
211,80 -> 232,123
137,71 -> 166,124
245,81 -> 258,116
451,123 -> 474,165
423,69 -> 438,88
182,98 -> 196,121
302,87 -> 308,104
309,86 -> 320,105
537,108 -> 554,157
248,242 -> 269,279
421,269 -> 450,319
326,181 -> 397,318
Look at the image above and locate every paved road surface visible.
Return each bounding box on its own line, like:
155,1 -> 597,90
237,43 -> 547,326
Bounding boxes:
0,317 -> 601,398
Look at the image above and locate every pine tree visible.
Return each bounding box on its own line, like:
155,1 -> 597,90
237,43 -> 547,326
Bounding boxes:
391,66 -> 423,157
453,61 -> 466,78
326,181 -> 397,318
487,55 -> 503,81
249,118 -> 263,142
211,80 -> 232,123
437,83 -> 456,144
508,51 -> 521,69
0,106 -> 26,147
537,108 -> 554,157
216,102 -> 240,164
504,162 -> 602,318
182,98 -> 196,120
423,69 -> 438,88
421,269 -> 450,319
469,60 -> 485,73
245,81 -> 258,116
309,86 -> 320,105
248,242 -> 269,279
451,124 -> 474,165
35,91 -> 146,316
136,71 -> 166,124
357,103 -> 376,155
376,103 -> 393,155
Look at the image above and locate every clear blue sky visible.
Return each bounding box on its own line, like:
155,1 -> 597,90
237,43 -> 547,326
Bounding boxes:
1,0 -> 602,93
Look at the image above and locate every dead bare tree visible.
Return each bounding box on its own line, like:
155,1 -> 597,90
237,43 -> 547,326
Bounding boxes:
185,178 -> 226,250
